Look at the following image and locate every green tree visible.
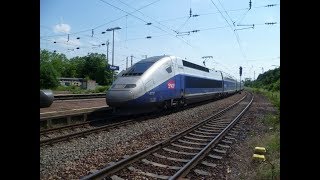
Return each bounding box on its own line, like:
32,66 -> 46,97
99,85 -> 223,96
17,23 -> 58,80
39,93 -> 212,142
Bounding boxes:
81,53 -> 112,85
247,67 -> 280,92
40,62 -> 59,89
40,49 -> 113,87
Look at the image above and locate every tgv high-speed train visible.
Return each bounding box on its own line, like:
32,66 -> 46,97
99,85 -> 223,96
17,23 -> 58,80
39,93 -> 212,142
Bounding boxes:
106,55 -> 243,112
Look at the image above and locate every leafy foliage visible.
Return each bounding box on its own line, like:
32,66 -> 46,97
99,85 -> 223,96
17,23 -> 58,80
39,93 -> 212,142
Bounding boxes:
244,67 -> 280,92
40,62 -> 60,89
40,49 -> 114,89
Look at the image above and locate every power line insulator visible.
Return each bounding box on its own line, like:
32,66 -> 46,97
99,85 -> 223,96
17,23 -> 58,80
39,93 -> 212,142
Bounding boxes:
77,37 -> 80,39
146,23 -> 152,25
266,4 -> 277,7
102,32 -> 106,34
53,41 -> 56,43
101,43 -> 105,46
265,22 -> 277,25
76,47 -> 80,49
146,36 -> 152,39
192,14 -> 199,17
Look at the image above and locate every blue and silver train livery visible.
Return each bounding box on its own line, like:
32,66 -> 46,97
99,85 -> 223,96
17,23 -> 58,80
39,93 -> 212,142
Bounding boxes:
106,55 -> 243,112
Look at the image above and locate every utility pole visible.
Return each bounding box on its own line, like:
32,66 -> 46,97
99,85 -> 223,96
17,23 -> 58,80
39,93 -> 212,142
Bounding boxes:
131,55 -> 133,66
126,57 -> 128,70
106,27 -> 121,83
106,40 -> 109,63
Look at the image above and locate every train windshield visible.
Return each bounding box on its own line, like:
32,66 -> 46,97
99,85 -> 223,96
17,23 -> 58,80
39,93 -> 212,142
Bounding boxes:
122,62 -> 155,76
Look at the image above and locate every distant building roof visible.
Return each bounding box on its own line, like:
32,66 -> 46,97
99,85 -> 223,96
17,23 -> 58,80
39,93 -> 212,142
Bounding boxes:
59,77 -> 84,81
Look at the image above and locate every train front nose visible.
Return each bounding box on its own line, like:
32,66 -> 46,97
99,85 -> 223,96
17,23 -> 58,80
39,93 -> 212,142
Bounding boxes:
106,89 -> 134,107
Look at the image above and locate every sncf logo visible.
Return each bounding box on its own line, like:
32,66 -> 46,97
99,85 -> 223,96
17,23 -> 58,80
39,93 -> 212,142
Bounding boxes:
167,79 -> 175,89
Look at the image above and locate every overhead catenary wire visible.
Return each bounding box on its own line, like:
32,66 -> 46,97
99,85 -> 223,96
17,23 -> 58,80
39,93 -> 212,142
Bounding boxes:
40,3 -> 279,38
41,1 -> 278,68
99,0 -> 194,48
217,0 -> 235,26
40,0 -> 162,39
209,0 -> 246,58
116,0 -> 180,34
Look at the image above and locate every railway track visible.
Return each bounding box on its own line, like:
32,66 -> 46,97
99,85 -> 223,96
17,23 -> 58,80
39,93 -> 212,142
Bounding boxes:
40,92 -> 244,146
54,93 -> 105,100
80,92 -> 253,180
40,116 -> 116,136
40,116 -> 134,146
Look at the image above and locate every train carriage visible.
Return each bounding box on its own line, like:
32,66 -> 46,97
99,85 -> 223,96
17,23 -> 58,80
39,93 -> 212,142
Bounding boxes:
106,55 -> 241,113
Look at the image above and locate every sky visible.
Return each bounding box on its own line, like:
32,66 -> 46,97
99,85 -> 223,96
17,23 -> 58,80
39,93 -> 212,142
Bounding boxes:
40,0 -> 280,81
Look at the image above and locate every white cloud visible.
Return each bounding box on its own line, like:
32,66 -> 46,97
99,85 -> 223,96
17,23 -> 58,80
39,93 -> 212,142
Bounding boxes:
54,23 -> 71,33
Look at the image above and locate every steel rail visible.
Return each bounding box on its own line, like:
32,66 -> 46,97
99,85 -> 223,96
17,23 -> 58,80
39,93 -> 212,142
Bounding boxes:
40,116 -> 116,135
40,118 -> 136,146
169,93 -> 253,179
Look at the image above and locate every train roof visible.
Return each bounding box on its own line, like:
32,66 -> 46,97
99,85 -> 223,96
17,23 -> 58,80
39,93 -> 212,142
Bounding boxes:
138,55 -> 169,63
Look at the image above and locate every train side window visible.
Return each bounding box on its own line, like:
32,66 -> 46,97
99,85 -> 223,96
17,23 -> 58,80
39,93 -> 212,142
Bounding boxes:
166,66 -> 172,73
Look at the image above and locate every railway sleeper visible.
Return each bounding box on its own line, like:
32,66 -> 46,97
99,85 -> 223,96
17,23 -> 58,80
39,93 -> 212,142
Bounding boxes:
213,148 -> 227,154
162,147 -> 197,156
221,139 -> 233,144
188,132 -> 215,139
217,144 -> 230,149
201,161 -> 217,168
178,139 -> 207,146
229,130 -> 239,134
171,143 -> 202,150
184,135 -> 210,142
194,130 -> 217,135
202,125 -> 224,130
141,158 -> 182,170
194,169 -> 211,176
208,154 -> 223,160
127,166 -> 170,179
198,127 -> 219,132
227,132 -> 238,137
110,175 -> 125,180
152,153 -> 190,163
205,123 -> 229,127
225,136 -> 237,141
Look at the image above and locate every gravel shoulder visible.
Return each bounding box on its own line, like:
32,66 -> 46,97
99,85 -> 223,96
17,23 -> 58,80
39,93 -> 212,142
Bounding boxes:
204,92 -> 279,179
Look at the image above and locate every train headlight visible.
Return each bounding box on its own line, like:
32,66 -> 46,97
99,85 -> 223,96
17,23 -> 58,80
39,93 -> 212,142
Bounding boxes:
124,84 -> 136,88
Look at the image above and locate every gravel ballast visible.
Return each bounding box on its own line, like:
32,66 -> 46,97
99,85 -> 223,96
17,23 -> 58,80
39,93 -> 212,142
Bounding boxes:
40,93 -> 244,179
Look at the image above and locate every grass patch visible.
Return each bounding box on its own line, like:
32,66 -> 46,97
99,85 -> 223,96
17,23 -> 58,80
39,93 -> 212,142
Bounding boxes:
263,114 -> 280,131
241,87 -> 280,179
254,131 -> 280,180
